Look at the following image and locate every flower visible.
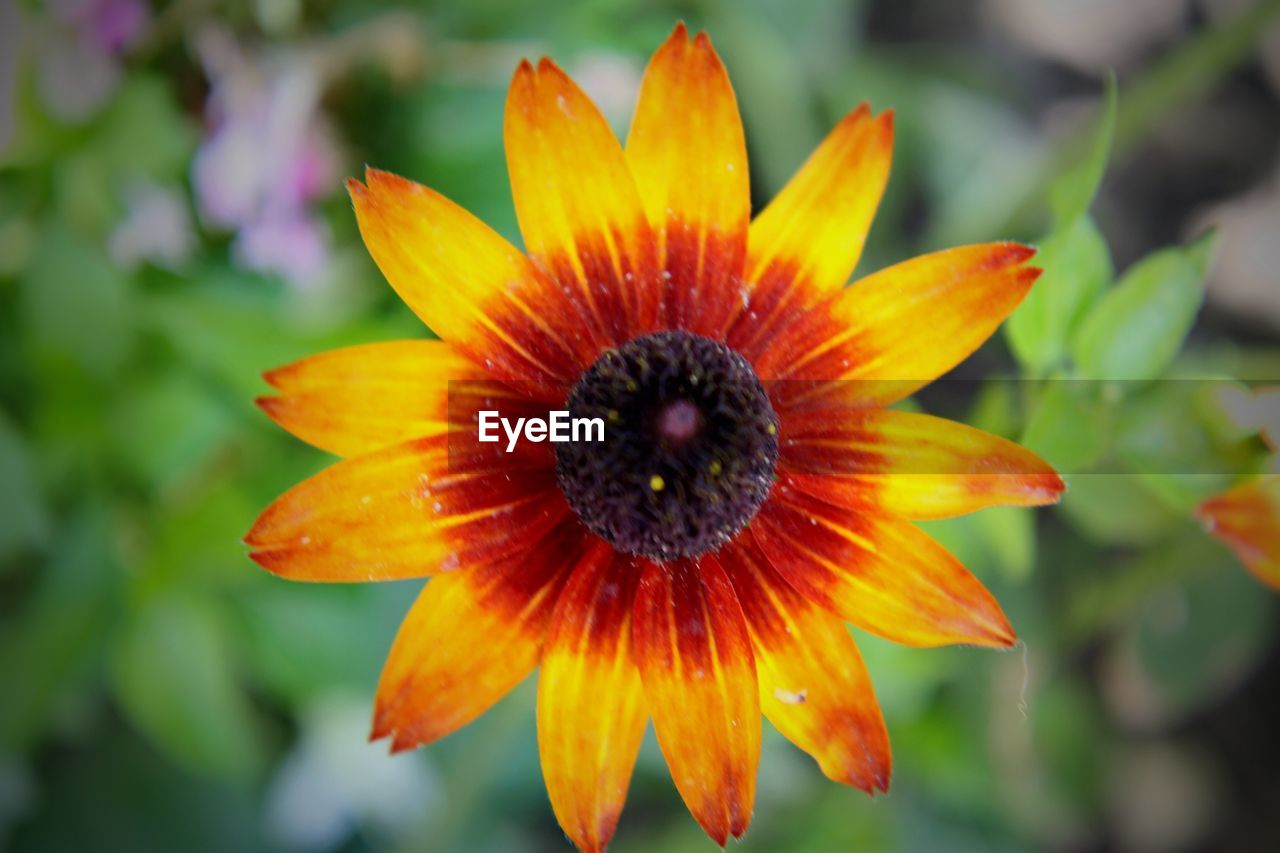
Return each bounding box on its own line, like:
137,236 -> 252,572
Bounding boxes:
31,0 -> 149,123
108,180 -> 195,271
247,24 -> 1064,852
1197,386 -> 1280,588
192,27 -> 341,287
1197,476 -> 1280,589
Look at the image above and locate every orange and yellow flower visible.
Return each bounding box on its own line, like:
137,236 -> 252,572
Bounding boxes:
1198,475 -> 1280,589
247,24 -> 1063,851
1197,387 -> 1280,589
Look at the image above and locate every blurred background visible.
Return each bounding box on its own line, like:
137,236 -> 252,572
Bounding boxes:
2,0 -> 1280,850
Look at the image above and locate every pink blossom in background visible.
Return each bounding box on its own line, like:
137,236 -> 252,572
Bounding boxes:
39,0 -> 149,122
191,27 -> 342,288
51,0 -> 149,53
108,181 -> 196,271
233,214 -> 330,288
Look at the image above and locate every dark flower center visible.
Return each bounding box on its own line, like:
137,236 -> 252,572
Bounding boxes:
555,331 -> 779,561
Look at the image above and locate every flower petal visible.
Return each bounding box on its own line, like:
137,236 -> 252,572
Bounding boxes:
506,57 -> 660,347
538,544 -> 648,853
779,408 -> 1064,519
721,539 -> 890,792
372,519 -> 586,750
348,169 -> 591,384
245,436 -> 567,581
751,492 -> 1016,648
626,23 -> 749,335
632,555 -> 760,845
729,104 -> 893,357
257,340 -> 493,457
755,243 -> 1040,409
1197,476 -> 1280,589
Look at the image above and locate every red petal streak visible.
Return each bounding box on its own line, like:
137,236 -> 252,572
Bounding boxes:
751,493 -> 1016,648
348,171 -> 591,384
721,539 -> 891,792
729,104 -> 893,358
245,436 -> 566,581
372,518 -> 588,750
779,408 -> 1064,519
755,243 -> 1039,409
627,23 -> 750,336
506,58 -> 660,348
538,544 -> 648,853
632,556 -> 760,845
1198,476 -> 1280,589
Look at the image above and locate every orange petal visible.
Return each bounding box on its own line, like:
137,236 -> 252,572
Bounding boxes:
729,104 -> 893,357
506,58 -> 660,347
348,169 -> 592,384
538,544 -> 648,853
372,518 -> 587,750
1197,476 -> 1280,589
257,340 -> 495,457
779,408 -> 1064,519
751,492 -> 1016,648
631,555 -> 760,845
755,243 -> 1040,409
245,436 -> 567,581
626,23 -> 749,335
721,539 -> 890,792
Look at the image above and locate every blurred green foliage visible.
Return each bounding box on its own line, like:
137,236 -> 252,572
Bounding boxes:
2,1 -> 1279,852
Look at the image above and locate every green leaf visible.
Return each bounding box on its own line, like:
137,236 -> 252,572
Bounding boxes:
0,62 -> 75,168
142,270 -> 418,400
1071,230 -> 1217,381
975,506 -> 1035,582
917,515 -> 987,573
0,414 -> 50,565
1006,79 -> 1117,376
1031,677 -> 1106,816
919,507 -> 1035,583
47,76 -> 197,235
0,508 -> 117,750
19,224 -> 133,378
1020,381 -> 1108,474
10,730 -> 259,852
1048,74 -> 1117,226
1059,474 -> 1181,546
1134,472 -> 1234,516
236,583 -> 404,706
140,484 -> 260,589
1130,557 -> 1272,723
1065,530 -> 1218,641
1113,379 -> 1256,512
967,379 -> 1019,439
107,370 -> 235,493
1006,216 -> 1113,375
88,75 -> 198,184
109,594 -> 261,779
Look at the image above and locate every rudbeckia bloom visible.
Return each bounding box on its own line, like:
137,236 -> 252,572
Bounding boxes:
247,24 -> 1064,851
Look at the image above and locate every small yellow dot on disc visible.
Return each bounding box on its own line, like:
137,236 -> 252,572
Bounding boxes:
649,474 -> 665,492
